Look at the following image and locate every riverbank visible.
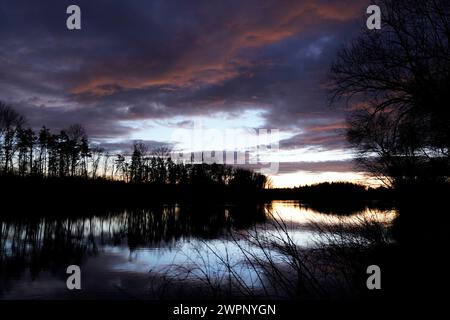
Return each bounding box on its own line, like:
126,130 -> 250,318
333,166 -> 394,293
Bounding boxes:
0,176 -> 395,210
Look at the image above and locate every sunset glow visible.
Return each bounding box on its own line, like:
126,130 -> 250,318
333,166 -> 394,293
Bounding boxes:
0,0 -> 370,187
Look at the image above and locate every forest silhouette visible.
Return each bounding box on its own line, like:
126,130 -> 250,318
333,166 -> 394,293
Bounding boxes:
0,102 -> 276,208
1,102 -> 394,211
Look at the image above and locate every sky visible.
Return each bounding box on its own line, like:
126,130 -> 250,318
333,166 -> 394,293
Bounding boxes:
0,0 -> 373,187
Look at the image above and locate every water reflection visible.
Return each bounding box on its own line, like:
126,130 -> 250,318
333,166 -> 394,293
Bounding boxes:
0,201 -> 397,299
270,201 -> 397,226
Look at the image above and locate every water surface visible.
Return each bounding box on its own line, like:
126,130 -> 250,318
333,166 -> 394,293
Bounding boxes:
0,201 -> 397,299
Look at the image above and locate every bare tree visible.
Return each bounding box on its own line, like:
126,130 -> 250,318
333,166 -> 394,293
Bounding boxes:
66,124 -> 89,177
330,0 -> 450,186
0,101 -> 26,174
130,142 -> 148,183
90,146 -> 104,179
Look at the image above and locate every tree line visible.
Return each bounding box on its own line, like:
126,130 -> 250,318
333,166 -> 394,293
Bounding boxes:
0,102 -> 268,189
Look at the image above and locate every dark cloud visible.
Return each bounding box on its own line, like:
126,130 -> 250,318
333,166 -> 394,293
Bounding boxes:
227,160 -> 358,175
279,120 -> 349,151
0,0 -> 369,155
95,140 -> 173,154
277,160 -> 357,174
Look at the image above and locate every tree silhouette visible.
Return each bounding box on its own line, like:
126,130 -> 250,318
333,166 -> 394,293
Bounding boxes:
130,142 -> 147,183
16,127 -> 35,176
0,101 -> 269,193
37,126 -> 51,176
0,102 -> 26,174
330,0 -> 450,187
